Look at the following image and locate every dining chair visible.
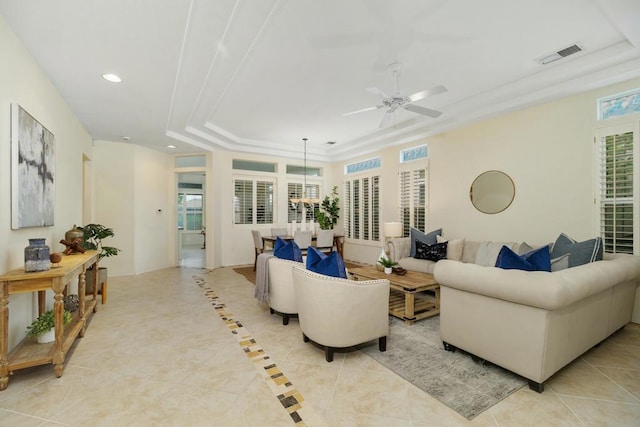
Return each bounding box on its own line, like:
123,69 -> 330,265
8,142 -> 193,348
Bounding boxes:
252,230 -> 271,271
293,230 -> 313,253
271,227 -> 288,237
315,229 -> 334,254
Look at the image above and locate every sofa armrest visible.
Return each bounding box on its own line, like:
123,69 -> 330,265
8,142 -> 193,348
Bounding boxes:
433,254 -> 640,311
388,237 -> 410,261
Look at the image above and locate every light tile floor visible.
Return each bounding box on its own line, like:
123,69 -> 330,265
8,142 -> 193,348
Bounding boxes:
0,266 -> 639,426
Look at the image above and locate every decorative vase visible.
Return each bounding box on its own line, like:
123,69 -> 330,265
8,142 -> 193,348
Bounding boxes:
384,267 -> 392,274
24,238 -> 51,272
37,328 -> 55,344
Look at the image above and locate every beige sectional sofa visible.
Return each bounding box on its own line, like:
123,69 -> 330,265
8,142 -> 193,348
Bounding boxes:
388,237 -> 640,392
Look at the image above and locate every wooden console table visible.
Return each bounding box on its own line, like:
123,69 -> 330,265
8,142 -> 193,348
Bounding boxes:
349,265 -> 440,324
0,250 -> 99,390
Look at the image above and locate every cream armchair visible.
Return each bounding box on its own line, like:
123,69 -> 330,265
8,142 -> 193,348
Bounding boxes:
267,257 -> 303,325
292,267 -> 390,362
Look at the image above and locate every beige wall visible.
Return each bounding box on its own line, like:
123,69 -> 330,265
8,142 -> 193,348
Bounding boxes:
0,16 -> 93,349
333,77 -> 640,266
92,140 -> 174,275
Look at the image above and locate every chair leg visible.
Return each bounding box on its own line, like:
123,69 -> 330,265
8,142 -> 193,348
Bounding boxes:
282,314 -> 289,325
378,336 -> 387,352
254,251 -> 258,271
528,380 -> 545,393
325,347 -> 334,362
269,308 -> 275,314
303,333 -> 309,343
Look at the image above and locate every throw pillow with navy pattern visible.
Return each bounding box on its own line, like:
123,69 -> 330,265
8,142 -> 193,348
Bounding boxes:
414,240 -> 448,261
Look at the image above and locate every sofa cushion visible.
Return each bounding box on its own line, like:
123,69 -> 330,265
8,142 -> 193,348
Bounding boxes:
274,237 -> 303,262
495,245 -> 551,272
475,241 -> 519,266
398,257 -> 437,274
415,240 -> 448,262
550,233 -> 603,267
306,246 -> 347,278
461,240 -> 482,264
436,235 -> 464,261
409,227 -> 442,257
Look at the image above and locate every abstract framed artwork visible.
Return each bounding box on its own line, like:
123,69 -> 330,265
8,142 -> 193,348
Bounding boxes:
11,104 -> 55,229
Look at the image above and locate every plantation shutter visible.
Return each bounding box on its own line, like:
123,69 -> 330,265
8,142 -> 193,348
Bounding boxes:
599,130 -> 635,254
256,181 -> 274,224
233,178 -> 275,225
233,179 -> 253,224
399,168 -> 427,237
343,175 -> 380,241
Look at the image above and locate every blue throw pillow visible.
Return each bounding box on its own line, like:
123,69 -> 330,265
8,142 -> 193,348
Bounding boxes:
550,233 -> 603,267
409,227 -> 442,257
273,237 -> 303,262
414,240 -> 448,261
306,246 -> 347,278
495,245 -> 551,272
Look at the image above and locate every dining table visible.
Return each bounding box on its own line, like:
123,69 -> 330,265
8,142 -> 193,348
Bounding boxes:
262,234 -> 344,258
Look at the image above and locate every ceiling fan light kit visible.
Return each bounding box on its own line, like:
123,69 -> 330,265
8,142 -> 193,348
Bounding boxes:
343,62 -> 447,128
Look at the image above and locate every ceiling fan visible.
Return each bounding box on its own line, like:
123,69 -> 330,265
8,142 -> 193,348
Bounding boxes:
343,62 -> 447,128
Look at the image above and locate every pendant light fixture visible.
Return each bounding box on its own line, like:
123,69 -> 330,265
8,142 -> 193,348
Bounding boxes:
290,138 -> 320,205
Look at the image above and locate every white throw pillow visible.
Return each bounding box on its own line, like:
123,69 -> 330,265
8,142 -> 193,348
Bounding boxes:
475,241 -> 519,266
436,235 -> 465,261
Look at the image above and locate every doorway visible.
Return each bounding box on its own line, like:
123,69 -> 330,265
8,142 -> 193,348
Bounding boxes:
177,172 -> 206,268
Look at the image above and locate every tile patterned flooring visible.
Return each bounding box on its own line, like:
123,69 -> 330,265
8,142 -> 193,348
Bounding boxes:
0,266 -> 639,426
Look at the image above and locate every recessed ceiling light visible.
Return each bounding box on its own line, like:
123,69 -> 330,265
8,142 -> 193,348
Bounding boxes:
326,141 -> 337,145
166,145 -> 177,149
121,136 -> 130,141
102,73 -> 122,83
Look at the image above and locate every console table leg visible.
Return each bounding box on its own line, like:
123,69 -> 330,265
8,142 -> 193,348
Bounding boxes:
0,283 -> 7,390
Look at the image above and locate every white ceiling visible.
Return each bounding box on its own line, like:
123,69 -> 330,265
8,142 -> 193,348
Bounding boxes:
2,0 -> 640,162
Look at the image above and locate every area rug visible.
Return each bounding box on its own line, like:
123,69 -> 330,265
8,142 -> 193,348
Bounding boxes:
362,315 -> 527,420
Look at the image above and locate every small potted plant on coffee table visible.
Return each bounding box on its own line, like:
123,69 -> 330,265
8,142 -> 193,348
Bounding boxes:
26,309 -> 72,343
378,256 -> 398,275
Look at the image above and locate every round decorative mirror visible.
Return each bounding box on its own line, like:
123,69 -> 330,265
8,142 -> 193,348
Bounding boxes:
470,170 -> 515,214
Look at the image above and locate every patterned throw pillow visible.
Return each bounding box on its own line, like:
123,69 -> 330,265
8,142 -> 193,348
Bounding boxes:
273,237 -> 303,262
409,227 -> 443,257
414,240 -> 448,262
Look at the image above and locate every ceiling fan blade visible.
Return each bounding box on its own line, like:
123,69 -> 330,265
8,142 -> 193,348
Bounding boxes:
342,105 -> 383,116
379,110 -> 395,128
408,85 -> 448,103
403,103 -> 443,118
366,87 -> 390,99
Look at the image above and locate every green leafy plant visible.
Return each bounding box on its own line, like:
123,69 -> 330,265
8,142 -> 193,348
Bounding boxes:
26,309 -> 72,338
315,186 -> 340,230
78,224 -> 121,260
378,256 -> 398,268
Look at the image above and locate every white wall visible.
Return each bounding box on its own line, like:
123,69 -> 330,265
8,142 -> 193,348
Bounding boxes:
0,16 -> 93,349
212,149 -> 329,267
92,141 -> 174,275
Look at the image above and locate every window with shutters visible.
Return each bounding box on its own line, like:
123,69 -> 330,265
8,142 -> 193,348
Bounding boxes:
399,168 -> 427,237
233,178 -> 274,225
343,175 -> 380,242
597,126 -> 637,254
287,182 -> 320,223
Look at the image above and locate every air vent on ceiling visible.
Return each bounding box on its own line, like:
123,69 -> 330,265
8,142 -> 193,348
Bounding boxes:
536,44 -> 582,65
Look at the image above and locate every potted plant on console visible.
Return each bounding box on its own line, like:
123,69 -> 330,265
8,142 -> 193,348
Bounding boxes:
79,224 -> 121,303
26,309 -> 72,344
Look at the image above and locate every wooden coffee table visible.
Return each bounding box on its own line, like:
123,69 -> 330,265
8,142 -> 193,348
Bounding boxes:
349,265 -> 440,324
